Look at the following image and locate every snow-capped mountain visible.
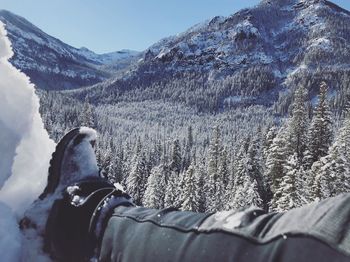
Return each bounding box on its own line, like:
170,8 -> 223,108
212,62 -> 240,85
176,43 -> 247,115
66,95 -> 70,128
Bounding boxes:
0,10 -> 140,90
141,0 -> 350,80
75,0 -> 350,112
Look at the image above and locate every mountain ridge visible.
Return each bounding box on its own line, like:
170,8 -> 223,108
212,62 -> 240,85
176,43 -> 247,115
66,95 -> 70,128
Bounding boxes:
0,9 -> 140,90
1,0 -> 350,114
68,0 -> 350,113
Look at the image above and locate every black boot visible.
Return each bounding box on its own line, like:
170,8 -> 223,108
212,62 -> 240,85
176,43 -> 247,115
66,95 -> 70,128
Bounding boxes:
21,127 -> 133,261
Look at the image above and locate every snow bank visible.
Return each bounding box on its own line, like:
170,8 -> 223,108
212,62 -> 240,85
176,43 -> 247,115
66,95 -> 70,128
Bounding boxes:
0,202 -> 22,262
0,21 -> 55,214
0,21 -> 55,261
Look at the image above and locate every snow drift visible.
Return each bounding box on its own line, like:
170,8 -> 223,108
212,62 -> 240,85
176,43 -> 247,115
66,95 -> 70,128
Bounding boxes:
0,21 -> 55,261
0,21 -> 55,212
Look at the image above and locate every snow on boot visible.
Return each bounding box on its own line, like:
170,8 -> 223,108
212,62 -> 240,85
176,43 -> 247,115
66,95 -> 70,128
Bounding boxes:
20,127 -> 102,261
39,127 -> 100,200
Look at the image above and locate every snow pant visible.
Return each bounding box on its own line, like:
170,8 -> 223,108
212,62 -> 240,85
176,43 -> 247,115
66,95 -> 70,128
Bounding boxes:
45,180 -> 350,262
98,194 -> 350,262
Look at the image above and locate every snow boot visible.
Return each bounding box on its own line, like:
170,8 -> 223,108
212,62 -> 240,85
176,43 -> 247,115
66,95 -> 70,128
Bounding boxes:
21,127 -> 133,261
39,127 -> 100,199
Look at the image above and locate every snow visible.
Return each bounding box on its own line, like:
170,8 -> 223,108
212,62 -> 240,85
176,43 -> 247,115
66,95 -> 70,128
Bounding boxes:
308,37 -> 333,52
59,129 -> 99,189
0,21 -> 55,261
224,96 -> 256,105
252,52 -> 273,64
234,20 -> 259,36
213,210 -> 245,229
156,48 -> 171,59
114,183 -> 125,192
80,126 -> 98,141
66,185 -> 80,195
74,47 -> 139,65
0,21 -> 55,213
0,202 -> 22,262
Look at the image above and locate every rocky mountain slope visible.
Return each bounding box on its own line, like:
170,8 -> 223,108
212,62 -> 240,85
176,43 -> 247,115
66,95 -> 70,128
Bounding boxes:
71,0 -> 350,112
0,10 -> 140,90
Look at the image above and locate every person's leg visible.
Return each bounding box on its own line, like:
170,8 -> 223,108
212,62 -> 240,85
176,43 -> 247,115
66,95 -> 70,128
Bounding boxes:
24,128 -> 350,262
98,194 -> 350,262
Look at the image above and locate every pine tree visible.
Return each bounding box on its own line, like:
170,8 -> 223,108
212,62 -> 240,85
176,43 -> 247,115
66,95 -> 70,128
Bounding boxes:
149,139 -> 162,167
170,139 -> 182,174
194,159 -> 206,212
219,148 -> 229,187
272,154 -> 305,211
80,96 -> 95,128
143,164 -> 168,209
164,171 -> 179,208
114,145 -> 125,183
233,175 -> 262,209
205,126 -> 223,212
262,126 -> 278,162
227,144 -> 263,210
307,115 -> 350,201
288,86 -> 309,162
183,125 -> 194,170
125,142 -> 148,205
246,137 -> 268,209
224,167 -> 235,210
305,82 -> 333,168
103,147 -> 115,182
308,160 -> 324,201
174,171 -> 186,208
180,165 -> 201,212
264,125 -> 289,195
226,145 -> 247,209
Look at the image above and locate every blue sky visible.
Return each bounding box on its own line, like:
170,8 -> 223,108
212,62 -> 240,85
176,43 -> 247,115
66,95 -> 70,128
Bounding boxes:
0,0 -> 349,53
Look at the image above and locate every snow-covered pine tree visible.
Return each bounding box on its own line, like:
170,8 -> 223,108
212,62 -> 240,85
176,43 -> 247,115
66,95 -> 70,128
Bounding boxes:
246,137 -> 268,209
149,139 -> 162,168
331,117 -> 350,194
194,159 -> 206,212
224,166 -> 235,210
308,160 -> 324,201
219,148 -> 229,187
315,154 -> 343,199
288,86 -> 309,163
102,147 -> 114,182
143,164 -> 168,209
170,139 -> 182,174
164,171 -> 179,208
183,125 -> 194,170
305,82 -> 333,168
264,125 -> 289,195
210,148 -> 229,211
180,164 -> 201,212
113,145 -> 125,183
174,171 -> 186,208
272,154 -> 305,211
125,140 -> 149,205
233,175 -> 262,209
205,126 -> 223,212
225,144 -> 247,209
308,115 -> 350,201
80,96 -> 95,128
262,126 -> 278,162
228,143 -> 262,209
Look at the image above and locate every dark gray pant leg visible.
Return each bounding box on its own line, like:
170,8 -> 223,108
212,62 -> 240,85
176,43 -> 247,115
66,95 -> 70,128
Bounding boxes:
99,193 -> 350,262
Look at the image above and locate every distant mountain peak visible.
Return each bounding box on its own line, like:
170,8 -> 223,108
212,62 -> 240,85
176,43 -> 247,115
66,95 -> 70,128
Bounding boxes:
0,10 -> 140,90
73,0 -> 350,113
